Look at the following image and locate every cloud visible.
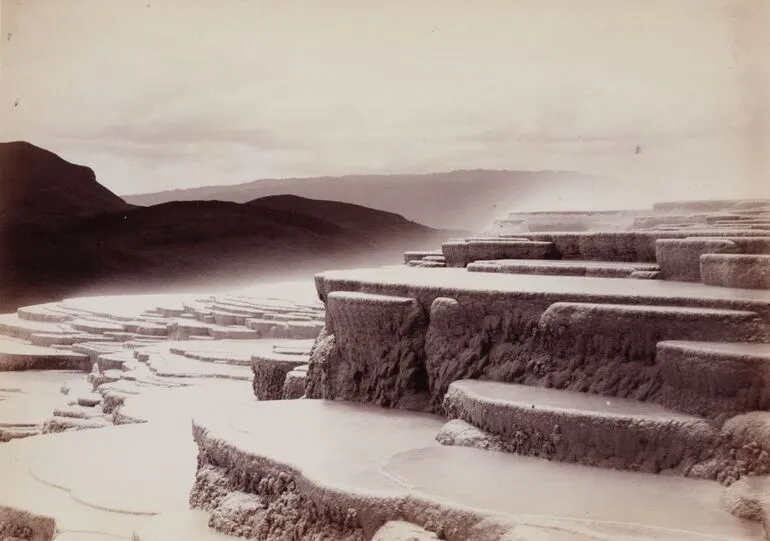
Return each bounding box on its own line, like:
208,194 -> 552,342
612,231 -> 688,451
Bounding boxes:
2,0 -> 765,199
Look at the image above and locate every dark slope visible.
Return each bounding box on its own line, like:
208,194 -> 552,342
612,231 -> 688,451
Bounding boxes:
248,194 -> 418,230
0,197 -> 454,312
124,169 -> 611,229
0,143 -> 460,311
0,141 -> 132,220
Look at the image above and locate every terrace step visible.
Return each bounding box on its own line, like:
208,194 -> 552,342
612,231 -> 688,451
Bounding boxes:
0,339 -> 90,371
251,349 -> 311,400
135,345 -> 251,381
190,399 -> 761,540
169,320 -> 214,340
70,318 -> 127,334
52,404 -> 105,420
245,318 -> 323,339
208,326 -> 259,340
28,332 -> 106,347
442,239 -> 557,267
656,238 -> 741,282
210,310 -> 246,326
440,380 -> 717,477
315,266 -> 770,320
523,230 -> 770,263
630,270 -> 661,279
467,259 -> 659,278
42,415 -> 111,433
539,302 -> 768,345
76,393 -> 103,407
658,341 -> 770,418
0,313 -> 73,340
701,254 -> 770,290
285,320 -> 325,339
16,303 -> 77,322
135,322 -> 170,337
96,350 -> 138,371
282,364 -> 309,399
70,342 -> 126,359
416,260 -> 445,268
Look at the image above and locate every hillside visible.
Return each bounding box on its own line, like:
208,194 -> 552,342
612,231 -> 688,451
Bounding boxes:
1,197 -> 452,312
0,141 -> 132,221
123,170 -> 612,230
0,144 -> 456,311
248,194 -> 419,230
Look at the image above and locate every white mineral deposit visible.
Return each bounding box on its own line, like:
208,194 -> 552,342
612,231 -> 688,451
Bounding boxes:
3,0 -> 770,539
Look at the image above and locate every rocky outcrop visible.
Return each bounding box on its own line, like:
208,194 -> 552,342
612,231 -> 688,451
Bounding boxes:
321,292 -> 430,410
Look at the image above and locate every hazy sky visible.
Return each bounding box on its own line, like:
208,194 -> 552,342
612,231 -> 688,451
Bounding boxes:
1,0 -> 768,200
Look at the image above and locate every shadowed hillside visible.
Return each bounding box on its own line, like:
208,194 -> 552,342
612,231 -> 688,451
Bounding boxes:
0,141 -> 133,220
0,144 -> 458,311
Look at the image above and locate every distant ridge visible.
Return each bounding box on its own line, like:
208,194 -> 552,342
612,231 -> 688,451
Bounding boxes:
0,141 -> 132,221
123,169 -> 612,230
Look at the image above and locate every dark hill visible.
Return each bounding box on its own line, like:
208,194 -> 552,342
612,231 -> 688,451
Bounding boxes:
247,194 -> 418,230
0,146 -> 458,311
0,141 -> 132,220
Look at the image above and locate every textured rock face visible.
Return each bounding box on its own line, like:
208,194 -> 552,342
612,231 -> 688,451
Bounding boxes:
322,292 -> 430,409
424,295 -> 546,411
515,230 -> 770,263
656,238 -> 742,281
701,254 -> 770,290
467,259 -> 659,279
0,507 -> 55,541
251,353 -> 310,400
312,272 -> 770,414
187,399 -> 764,541
442,240 -> 557,268
190,463 -> 366,541
281,365 -> 308,400
658,342 -> 770,419
439,379 -> 770,483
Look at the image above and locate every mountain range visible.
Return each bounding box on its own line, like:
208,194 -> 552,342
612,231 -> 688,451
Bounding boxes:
123,169 -> 612,230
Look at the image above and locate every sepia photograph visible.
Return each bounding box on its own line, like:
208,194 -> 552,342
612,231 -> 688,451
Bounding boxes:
0,0 -> 769,539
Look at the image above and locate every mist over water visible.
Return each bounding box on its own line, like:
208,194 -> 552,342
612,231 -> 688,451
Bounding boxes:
486,167 -> 770,232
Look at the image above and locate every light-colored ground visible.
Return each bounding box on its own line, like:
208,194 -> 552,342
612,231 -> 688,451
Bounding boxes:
0,370 -> 87,440
0,281 -> 327,540
318,266 -> 770,305
193,399 -> 763,540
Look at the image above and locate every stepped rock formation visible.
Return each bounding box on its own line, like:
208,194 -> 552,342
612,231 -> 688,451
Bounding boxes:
2,197 -> 770,540
186,197 -> 770,540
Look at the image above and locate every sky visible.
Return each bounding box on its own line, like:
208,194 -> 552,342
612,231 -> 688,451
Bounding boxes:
1,0 -> 768,202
